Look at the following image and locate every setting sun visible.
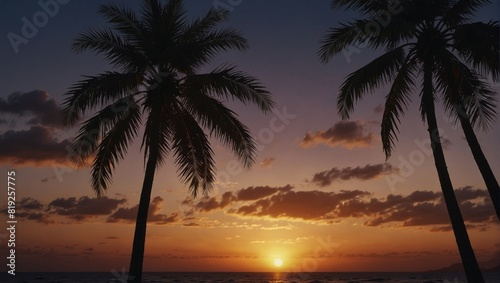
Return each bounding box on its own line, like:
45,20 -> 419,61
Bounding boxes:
274,258 -> 283,267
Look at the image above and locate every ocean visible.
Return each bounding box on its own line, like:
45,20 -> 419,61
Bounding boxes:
1,272 -> 499,283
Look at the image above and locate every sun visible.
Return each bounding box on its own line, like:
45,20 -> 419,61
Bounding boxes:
274,258 -> 283,267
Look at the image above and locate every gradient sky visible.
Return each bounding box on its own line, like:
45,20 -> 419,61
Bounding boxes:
0,0 -> 499,274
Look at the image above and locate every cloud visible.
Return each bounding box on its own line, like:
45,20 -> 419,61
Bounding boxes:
300,120 -> 375,149
105,236 -> 119,240
2,195 -> 181,225
237,185 -> 292,201
231,189 -> 370,220
259,157 -> 276,168
0,125 -> 73,166
0,90 -> 62,128
0,90 -> 75,167
107,196 -> 179,224
49,196 -> 127,221
374,104 -> 384,114
1,197 -> 51,224
182,185 -> 293,214
309,163 -> 399,187
183,185 -> 495,230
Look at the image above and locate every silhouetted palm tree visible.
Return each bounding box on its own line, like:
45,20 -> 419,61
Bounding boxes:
61,0 -> 273,282
319,0 -> 499,282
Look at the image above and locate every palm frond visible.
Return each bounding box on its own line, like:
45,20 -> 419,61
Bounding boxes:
442,0 -> 492,25
170,102 -> 215,198
381,55 -> 417,158
331,0 -> 389,14
183,66 -> 274,112
141,0 -> 163,30
453,21 -> 500,80
434,47 -> 497,131
72,28 -> 148,70
61,72 -> 142,127
168,28 -> 247,74
338,46 -> 407,119
181,8 -> 230,40
141,92 -> 173,168
70,96 -> 140,167
318,20 -> 369,63
91,102 -> 142,196
162,0 -> 187,40
99,3 -> 143,43
181,93 -> 256,168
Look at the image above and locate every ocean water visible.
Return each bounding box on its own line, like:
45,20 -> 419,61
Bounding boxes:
1,272 -> 499,283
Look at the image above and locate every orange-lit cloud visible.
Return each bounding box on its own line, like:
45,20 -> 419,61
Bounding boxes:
259,157 -> 276,168
107,196 -> 179,224
300,120 -> 375,149
309,163 -> 399,187
3,187 -> 495,231
183,186 -> 496,230
0,125 -> 73,166
0,90 -> 74,166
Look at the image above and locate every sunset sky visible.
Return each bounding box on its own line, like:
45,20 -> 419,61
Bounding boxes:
0,0 -> 499,273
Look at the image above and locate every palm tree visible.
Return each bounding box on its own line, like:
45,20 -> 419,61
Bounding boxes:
61,1 -> 274,282
318,0 -> 499,282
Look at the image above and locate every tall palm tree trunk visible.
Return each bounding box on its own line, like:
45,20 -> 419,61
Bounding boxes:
423,65 -> 484,283
454,101 -> 500,221
128,142 -> 159,283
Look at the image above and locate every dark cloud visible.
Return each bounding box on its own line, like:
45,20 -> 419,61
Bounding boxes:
0,90 -> 74,167
49,196 -> 127,221
300,121 -> 375,149
374,104 -> 384,114
310,163 -> 399,187
184,185 -> 495,230
1,197 -> 51,224
19,197 -> 44,210
0,90 -> 62,128
231,189 -> 370,220
259,157 -> 276,168
182,186 -> 293,214
49,197 -> 78,209
237,185 -> 292,201
0,125 -> 73,166
107,196 -> 179,224
2,195 -> 180,225
105,236 -> 119,240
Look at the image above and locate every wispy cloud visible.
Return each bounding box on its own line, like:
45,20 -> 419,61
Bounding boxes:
309,163 -> 399,187
259,157 -> 276,168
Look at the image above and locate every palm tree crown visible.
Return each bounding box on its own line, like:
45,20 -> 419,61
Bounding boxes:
319,0 -> 498,157
61,1 -> 274,282
62,0 -> 274,197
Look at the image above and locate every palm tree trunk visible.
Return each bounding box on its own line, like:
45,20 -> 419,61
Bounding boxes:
128,144 -> 159,283
454,100 -> 500,221
422,65 -> 484,283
